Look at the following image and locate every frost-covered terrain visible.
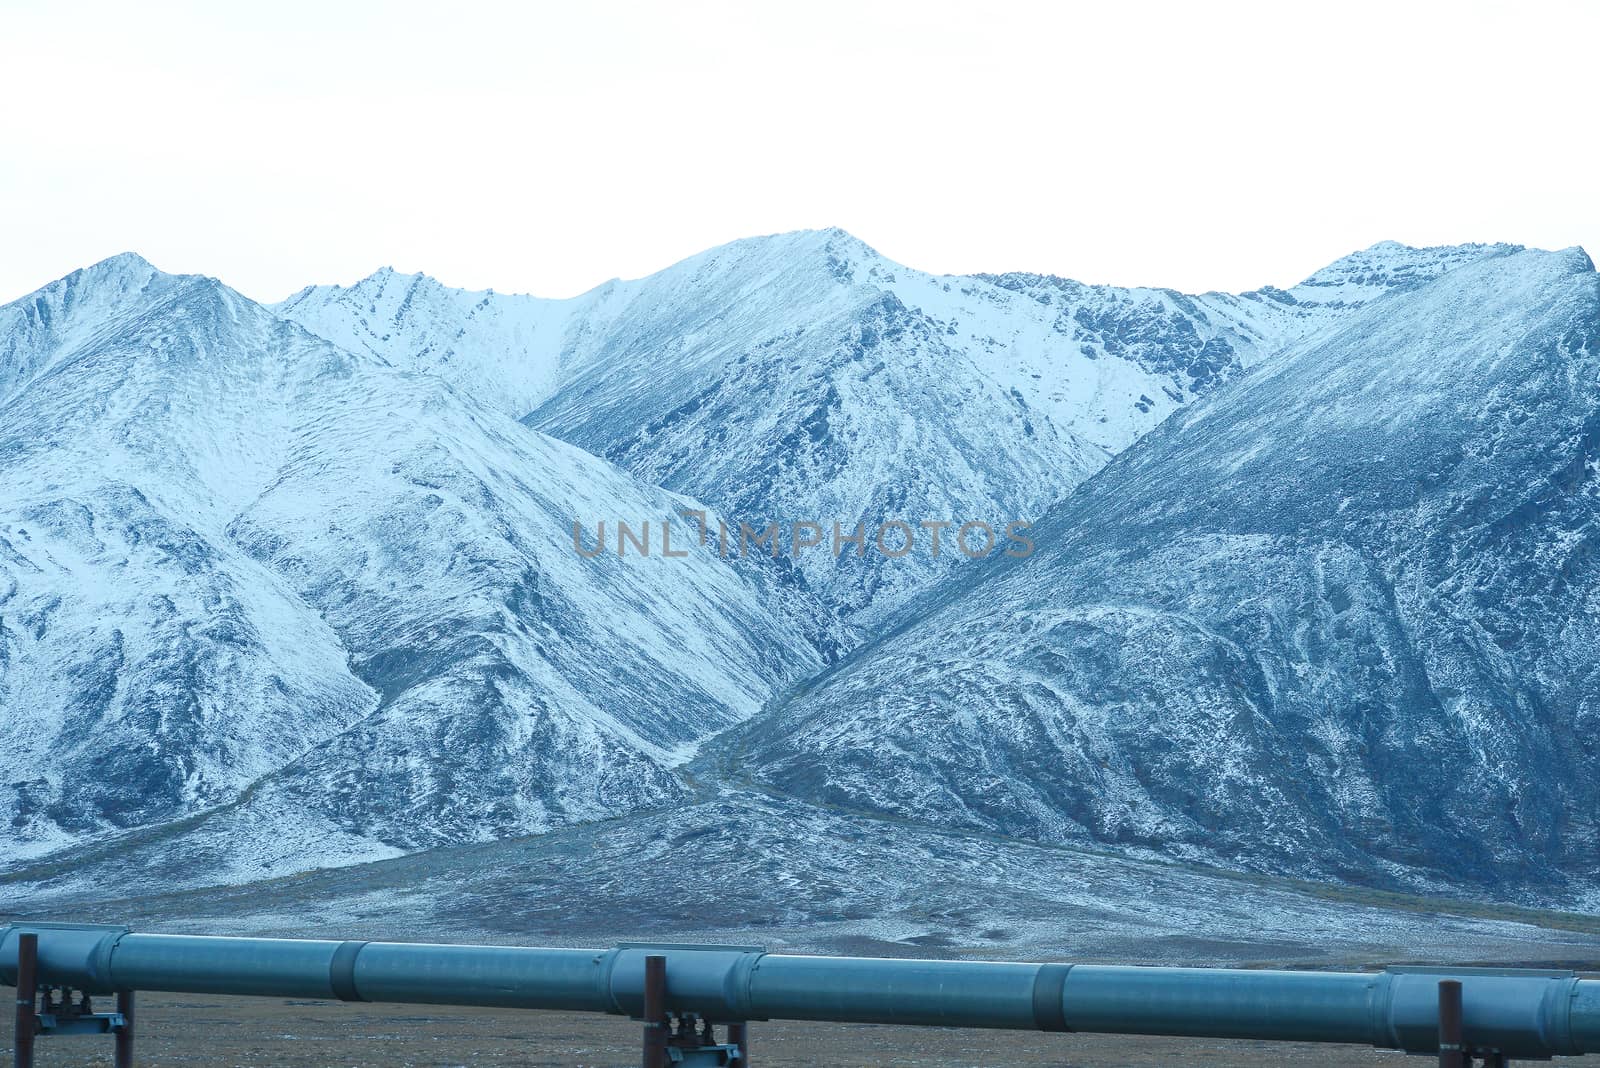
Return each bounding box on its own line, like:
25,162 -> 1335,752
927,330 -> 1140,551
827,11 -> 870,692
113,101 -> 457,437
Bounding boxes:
0,254 -> 820,877
280,231 -> 1503,626
13,796 -> 1600,972
721,247 -> 1600,899
2,234 -> 1595,942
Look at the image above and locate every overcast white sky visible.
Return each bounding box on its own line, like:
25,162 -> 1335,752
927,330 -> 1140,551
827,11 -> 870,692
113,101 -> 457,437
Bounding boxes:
2,1 -> 1596,304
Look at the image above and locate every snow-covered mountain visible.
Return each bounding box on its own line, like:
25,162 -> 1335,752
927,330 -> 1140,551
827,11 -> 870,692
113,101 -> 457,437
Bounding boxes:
274,266 -> 595,420
0,255 -> 377,862
4,233 -> 1590,918
279,230 -> 1510,627
0,254 -> 821,877
717,246 -> 1600,898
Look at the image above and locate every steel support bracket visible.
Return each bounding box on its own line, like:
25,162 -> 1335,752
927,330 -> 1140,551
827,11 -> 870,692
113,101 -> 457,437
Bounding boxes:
36,1008 -> 127,1036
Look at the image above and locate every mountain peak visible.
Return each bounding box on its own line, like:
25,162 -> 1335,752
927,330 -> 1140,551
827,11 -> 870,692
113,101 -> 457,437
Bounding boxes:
274,267 -> 466,320
62,250 -> 167,291
803,226 -> 881,260
357,265 -> 442,290
1,251 -> 182,346
92,250 -> 158,272
709,227 -> 885,268
1289,239 -> 1524,306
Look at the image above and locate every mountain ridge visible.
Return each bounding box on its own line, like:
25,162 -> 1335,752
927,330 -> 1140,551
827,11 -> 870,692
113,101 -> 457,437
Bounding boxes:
714,246 -> 1600,897
279,229 -> 1524,628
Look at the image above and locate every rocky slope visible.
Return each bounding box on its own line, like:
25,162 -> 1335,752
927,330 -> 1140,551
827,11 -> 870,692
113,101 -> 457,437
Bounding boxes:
0,255 -> 821,878
718,247 -> 1600,899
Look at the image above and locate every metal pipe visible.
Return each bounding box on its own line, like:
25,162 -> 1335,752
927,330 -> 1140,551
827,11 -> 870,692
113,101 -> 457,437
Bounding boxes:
13,933 -> 36,1068
2,924 -> 1597,1059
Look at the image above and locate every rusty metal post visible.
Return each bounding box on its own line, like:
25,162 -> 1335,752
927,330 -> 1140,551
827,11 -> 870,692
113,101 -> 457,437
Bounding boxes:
729,1020 -> 749,1065
114,989 -> 135,1068
13,933 -> 37,1068
1439,979 -> 1465,1068
642,954 -> 667,1068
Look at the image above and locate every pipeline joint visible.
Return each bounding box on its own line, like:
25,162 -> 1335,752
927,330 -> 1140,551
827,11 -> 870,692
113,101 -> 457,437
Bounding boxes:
329,941 -> 369,1002
1031,963 -> 1073,1032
